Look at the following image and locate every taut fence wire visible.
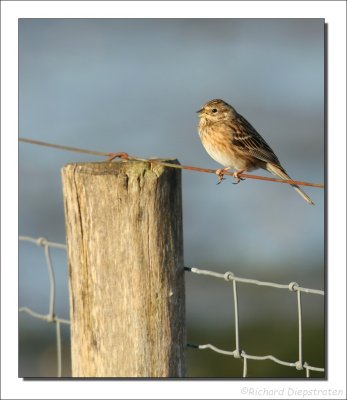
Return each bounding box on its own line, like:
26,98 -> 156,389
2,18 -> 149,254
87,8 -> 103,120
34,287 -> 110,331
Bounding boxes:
19,137 -> 324,189
19,236 -> 324,378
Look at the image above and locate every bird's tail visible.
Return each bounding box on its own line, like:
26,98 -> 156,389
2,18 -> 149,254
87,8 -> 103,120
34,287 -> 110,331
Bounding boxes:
266,163 -> 315,205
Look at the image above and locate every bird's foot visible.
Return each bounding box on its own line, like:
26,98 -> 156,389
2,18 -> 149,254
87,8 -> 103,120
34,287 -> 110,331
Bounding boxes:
216,168 -> 230,185
232,170 -> 246,184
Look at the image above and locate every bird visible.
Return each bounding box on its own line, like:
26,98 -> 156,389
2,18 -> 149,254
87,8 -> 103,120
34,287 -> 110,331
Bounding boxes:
197,98 -> 314,205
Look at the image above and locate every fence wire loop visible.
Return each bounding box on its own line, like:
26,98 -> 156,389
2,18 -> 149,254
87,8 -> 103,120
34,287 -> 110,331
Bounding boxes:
106,151 -> 130,162
289,281 -> 299,291
233,349 -> 241,359
36,237 -> 48,246
224,271 -> 234,281
295,361 -> 304,370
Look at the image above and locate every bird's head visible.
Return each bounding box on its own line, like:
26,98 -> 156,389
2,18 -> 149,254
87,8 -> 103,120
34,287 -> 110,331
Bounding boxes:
196,99 -> 237,123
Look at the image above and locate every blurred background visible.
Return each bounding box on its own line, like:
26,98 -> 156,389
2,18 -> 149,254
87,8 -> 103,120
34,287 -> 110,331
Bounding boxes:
19,19 -> 325,378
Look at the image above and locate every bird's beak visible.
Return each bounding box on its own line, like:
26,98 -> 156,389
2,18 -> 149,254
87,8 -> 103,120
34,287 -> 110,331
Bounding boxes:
196,108 -> 203,114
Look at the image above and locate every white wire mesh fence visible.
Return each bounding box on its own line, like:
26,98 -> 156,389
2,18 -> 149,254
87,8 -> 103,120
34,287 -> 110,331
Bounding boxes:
19,236 -> 325,378
185,267 -> 324,378
19,236 -> 69,377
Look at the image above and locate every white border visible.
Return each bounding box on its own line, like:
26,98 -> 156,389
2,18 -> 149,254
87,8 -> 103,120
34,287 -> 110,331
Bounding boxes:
1,1 -> 346,399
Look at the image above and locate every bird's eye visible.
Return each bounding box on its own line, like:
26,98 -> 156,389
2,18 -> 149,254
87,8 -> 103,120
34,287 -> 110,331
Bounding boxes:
211,108 -> 218,113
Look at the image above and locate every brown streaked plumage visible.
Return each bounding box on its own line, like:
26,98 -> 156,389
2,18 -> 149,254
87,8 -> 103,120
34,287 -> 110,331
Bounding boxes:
197,99 -> 314,205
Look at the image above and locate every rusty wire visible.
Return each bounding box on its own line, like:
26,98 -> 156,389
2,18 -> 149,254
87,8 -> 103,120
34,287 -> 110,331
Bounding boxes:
19,137 -> 324,189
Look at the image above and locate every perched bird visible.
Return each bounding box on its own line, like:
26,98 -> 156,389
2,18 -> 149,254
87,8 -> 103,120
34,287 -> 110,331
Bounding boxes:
197,99 -> 314,205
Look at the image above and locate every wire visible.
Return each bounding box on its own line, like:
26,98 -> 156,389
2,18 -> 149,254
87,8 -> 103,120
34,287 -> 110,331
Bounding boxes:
19,137 -> 324,189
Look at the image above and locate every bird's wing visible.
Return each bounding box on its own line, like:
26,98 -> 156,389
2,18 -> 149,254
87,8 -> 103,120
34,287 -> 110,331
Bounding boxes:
231,114 -> 281,166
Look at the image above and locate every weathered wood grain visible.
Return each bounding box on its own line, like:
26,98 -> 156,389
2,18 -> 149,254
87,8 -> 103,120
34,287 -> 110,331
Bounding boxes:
61,160 -> 185,377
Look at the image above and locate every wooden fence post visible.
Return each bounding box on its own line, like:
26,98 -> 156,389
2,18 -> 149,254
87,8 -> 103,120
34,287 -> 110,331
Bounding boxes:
61,160 -> 185,377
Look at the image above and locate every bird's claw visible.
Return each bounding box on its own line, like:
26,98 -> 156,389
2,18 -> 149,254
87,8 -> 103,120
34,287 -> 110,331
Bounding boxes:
232,171 -> 246,184
216,168 -> 245,185
216,169 -> 227,185
217,175 -> 226,185
232,177 -> 245,184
